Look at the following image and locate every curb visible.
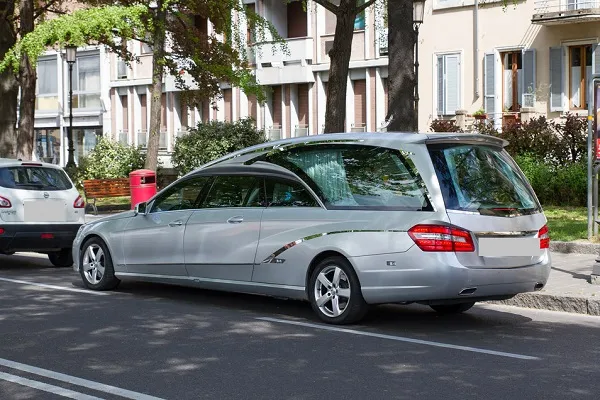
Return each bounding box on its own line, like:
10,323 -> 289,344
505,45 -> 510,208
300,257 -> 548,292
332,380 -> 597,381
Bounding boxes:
550,241 -> 600,255
487,293 -> 600,316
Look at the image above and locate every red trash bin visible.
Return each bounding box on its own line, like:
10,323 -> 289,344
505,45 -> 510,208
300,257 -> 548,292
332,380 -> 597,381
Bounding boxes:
129,169 -> 157,209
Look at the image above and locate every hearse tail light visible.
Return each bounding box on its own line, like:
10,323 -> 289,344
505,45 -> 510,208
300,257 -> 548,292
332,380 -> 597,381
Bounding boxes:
408,224 -> 475,252
539,225 -> 550,249
0,196 -> 11,208
74,195 -> 85,209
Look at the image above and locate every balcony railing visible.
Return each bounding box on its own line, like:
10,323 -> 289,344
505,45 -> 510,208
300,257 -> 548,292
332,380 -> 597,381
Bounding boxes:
267,127 -> 282,141
118,130 -> 128,145
534,0 -> 599,13
350,123 -> 367,133
255,37 -> 313,65
294,125 -> 308,137
533,0 -> 600,24
137,130 -> 168,150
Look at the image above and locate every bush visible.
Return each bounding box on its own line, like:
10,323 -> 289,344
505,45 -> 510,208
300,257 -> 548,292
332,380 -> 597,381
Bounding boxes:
514,154 -> 586,207
171,118 -> 267,175
70,137 -> 146,190
429,119 -> 463,133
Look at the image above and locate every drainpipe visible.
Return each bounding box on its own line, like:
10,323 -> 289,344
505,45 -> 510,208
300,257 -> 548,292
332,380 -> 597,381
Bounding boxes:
474,0 -> 479,98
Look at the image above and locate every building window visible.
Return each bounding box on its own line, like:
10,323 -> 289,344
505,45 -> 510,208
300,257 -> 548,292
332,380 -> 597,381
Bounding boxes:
117,58 -> 128,79
502,51 -> 523,112
73,54 -> 101,109
73,128 -> 102,165
354,0 -> 366,30
287,0 -> 307,38
35,58 -> 58,111
569,44 -> 592,109
436,53 -> 461,116
35,129 -> 61,164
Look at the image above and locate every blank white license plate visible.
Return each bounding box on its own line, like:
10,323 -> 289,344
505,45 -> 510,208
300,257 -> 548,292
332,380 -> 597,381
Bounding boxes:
24,200 -> 67,222
478,237 -> 542,257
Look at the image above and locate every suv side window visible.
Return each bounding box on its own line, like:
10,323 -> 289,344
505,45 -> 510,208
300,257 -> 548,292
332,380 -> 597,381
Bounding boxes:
203,175 -> 264,208
265,178 -> 319,207
150,177 -> 209,213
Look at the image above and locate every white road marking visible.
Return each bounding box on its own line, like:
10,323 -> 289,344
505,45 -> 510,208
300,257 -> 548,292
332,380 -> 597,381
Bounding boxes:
0,358 -> 165,400
257,317 -> 541,361
0,371 -> 104,400
0,277 -> 107,296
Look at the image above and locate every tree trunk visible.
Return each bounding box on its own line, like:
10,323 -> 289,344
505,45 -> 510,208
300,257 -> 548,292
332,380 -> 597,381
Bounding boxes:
323,1 -> 356,134
386,0 -> 415,132
145,2 -> 167,171
0,0 -> 18,158
17,0 -> 35,160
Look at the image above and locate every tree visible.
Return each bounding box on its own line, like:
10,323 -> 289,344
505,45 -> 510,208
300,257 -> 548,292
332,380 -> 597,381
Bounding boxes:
385,0 -> 415,132
17,0 -> 35,160
312,0 -> 379,133
75,0 -> 284,171
0,0 -> 18,158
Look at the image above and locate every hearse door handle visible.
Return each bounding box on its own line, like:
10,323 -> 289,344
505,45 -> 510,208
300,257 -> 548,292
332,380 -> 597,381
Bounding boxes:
227,216 -> 244,224
169,220 -> 184,227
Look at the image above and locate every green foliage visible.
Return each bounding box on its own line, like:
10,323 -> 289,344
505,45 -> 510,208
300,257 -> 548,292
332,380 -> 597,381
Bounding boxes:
0,5 -> 148,73
70,137 -> 145,190
514,154 -> 587,207
171,118 -> 267,175
429,119 -> 463,133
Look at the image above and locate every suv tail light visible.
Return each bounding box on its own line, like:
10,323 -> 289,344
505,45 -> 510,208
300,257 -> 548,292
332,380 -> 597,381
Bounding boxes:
73,195 -> 85,209
0,196 -> 11,208
539,225 -> 550,249
408,224 -> 475,252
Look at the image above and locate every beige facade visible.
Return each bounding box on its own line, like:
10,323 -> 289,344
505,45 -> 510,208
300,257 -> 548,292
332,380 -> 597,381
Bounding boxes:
420,0 -> 600,131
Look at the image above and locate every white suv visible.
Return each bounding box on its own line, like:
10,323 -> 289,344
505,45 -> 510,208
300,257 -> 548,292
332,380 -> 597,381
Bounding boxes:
0,159 -> 85,267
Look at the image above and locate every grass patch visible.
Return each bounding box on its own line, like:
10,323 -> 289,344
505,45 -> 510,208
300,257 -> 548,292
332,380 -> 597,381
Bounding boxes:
543,206 -> 589,242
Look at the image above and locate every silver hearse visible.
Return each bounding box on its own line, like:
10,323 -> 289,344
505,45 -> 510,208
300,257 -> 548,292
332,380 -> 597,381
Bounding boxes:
73,133 -> 551,324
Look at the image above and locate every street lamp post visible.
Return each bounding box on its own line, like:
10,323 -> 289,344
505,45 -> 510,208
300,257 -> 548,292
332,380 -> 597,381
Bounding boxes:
413,0 -> 425,132
65,45 -> 77,169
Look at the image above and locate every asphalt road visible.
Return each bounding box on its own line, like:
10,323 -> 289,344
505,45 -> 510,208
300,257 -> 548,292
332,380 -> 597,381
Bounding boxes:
1,253 -> 599,400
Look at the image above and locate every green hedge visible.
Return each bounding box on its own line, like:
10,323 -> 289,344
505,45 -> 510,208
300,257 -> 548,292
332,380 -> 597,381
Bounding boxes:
171,118 -> 266,176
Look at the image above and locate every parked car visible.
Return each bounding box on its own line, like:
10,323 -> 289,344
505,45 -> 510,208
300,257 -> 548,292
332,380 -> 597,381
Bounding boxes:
0,159 -> 85,267
73,133 -> 551,324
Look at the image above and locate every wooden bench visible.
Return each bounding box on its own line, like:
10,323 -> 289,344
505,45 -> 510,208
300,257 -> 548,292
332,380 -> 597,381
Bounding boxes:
83,178 -> 130,215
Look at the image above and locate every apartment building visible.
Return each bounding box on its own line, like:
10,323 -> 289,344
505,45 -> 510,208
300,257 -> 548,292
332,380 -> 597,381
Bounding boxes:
102,0 -> 390,168
421,0 -> 600,130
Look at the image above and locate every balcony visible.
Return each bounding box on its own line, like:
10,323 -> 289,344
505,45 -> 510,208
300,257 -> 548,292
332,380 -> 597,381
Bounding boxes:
254,37 -> 314,85
118,130 -> 129,145
532,0 -> 600,25
137,130 -> 168,150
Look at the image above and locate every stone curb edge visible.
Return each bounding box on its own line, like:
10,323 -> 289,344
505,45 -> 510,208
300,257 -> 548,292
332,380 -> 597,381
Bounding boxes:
486,293 -> 600,316
550,241 -> 600,255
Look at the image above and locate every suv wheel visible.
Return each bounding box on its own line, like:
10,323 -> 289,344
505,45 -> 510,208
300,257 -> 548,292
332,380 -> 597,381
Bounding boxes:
79,238 -> 120,291
309,256 -> 368,325
430,302 -> 475,314
48,249 -> 73,268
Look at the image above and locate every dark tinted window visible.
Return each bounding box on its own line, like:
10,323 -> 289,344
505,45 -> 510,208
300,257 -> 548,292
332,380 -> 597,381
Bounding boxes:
0,166 -> 72,191
203,176 -> 264,208
265,178 -> 319,207
262,145 -> 432,210
151,177 -> 209,213
428,144 -> 541,216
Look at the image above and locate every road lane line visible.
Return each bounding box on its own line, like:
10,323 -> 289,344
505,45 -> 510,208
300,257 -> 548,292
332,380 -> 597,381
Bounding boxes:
0,277 -> 107,296
0,358 -> 165,400
0,371 -> 104,400
257,317 -> 541,361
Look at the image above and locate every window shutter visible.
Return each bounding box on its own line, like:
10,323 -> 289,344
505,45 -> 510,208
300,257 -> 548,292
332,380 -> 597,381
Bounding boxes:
484,52 -> 495,116
445,54 -> 460,114
549,46 -> 564,112
522,49 -> 536,107
593,44 -> 600,75
437,56 -> 444,116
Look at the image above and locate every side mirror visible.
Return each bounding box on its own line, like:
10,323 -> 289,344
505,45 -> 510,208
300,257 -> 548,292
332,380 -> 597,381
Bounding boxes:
134,201 -> 148,216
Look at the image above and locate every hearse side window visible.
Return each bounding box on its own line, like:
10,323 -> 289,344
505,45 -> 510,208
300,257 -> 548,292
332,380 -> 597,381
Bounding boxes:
263,145 -> 433,211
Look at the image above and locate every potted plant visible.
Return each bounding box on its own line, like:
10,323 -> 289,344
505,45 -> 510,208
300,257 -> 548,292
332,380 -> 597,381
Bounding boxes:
473,108 -> 487,120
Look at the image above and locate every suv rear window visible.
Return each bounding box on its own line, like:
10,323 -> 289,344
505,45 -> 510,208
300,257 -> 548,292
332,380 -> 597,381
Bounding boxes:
0,166 -> 73,191
428,144 -> 541,216
261,144 -> 433,211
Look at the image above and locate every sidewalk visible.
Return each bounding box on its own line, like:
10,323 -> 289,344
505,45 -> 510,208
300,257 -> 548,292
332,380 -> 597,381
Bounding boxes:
84,213 -> 599,316
490,251 -> 600,316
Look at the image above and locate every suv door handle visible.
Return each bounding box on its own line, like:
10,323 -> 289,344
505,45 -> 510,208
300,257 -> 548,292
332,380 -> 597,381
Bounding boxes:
169,220 -> 184,227
227,216 -> 244,224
